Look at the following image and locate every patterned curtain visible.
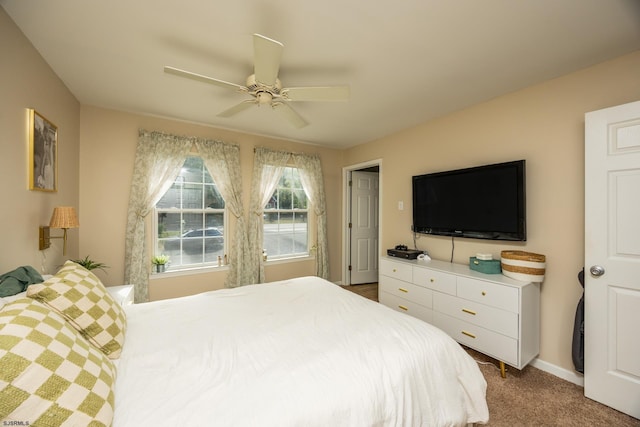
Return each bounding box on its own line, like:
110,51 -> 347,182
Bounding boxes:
292,153 -> 329,279
124,130 -> 192,303
124,130 -> 247,300
247,147 -> 329,284
194,139 -> 249,287
247,147 -> 290,284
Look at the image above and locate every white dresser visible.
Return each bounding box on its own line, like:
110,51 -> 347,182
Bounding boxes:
379,256 -> 540,376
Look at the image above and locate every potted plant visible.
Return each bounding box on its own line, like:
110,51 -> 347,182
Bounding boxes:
151,254 -> 170,273
71,255 -> 109,273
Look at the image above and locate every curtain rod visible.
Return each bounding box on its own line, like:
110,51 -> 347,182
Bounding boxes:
253,146 -> 310,156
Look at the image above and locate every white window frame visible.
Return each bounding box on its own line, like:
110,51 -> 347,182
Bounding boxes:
152,156 -> 227,271
263,166 -> 310,260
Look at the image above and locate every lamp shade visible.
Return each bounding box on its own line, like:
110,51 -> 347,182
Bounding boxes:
49,206 -> 79,229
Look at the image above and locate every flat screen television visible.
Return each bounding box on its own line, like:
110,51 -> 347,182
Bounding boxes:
412,160 -> 526,241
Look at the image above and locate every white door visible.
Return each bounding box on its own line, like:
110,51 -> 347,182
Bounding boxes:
350,171 -> 379,284
584,100 -> 640,418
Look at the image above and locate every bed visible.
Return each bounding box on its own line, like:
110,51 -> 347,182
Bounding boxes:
1,262 -> 489,426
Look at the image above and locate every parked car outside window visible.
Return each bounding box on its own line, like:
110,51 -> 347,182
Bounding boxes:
162,227 -> 224,254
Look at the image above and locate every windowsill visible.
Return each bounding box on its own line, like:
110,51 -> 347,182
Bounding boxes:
264,254 -> 314,265
148,255 -> 315,280
149,264 -> 228,280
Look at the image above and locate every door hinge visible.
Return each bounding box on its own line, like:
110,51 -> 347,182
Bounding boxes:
349,180 -> 352,187
348,265 -> 352,271
348,222 -> 352,228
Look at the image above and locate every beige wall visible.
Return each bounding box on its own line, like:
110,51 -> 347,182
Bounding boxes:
0,8 -> 80,275
79,106 -> 344,300
344,50 -> 640,373
5,1 -> 640,376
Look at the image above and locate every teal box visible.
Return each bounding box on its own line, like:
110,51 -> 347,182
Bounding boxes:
469,257 -> 502,274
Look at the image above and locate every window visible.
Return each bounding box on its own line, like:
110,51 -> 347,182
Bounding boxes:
155,156 -> 225,268
263,167 -> 309,259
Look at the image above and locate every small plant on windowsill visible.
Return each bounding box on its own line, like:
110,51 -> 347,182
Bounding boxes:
71,255 -> 109,273
151,255 -> 170,273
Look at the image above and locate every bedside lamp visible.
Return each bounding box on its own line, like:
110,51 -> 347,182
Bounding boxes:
39,206 -> 79,255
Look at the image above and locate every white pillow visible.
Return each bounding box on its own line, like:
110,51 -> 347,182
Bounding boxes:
2,291 -> 27,303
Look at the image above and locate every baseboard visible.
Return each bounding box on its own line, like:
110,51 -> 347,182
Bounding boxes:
530,357 -> 584,387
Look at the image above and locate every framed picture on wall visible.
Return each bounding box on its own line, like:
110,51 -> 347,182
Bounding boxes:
28,109 -> 57,192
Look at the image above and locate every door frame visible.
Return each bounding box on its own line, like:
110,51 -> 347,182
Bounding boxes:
342,159 -> 382,286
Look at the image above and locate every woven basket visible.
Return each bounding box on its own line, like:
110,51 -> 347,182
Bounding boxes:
500,250 -> 546,282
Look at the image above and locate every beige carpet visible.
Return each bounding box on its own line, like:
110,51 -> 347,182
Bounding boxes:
468,348 -> 639,426
343,283 -> 640,426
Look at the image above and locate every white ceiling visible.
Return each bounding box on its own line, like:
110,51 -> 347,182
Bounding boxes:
3,1 -> 640,149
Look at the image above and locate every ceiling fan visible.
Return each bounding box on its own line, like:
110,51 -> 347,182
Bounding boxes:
164,34 -> 350,128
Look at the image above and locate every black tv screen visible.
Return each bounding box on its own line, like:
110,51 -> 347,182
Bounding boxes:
412,160 -> 526,241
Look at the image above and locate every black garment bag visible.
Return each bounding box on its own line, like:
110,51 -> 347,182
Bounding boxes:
572,268 -> 585,373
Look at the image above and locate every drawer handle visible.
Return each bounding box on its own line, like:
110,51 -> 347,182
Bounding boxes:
393,269 -> 397,272
430,278 -> 435,283
461,331 -> 476,339
398,305 -> 408,311
398,287 -> 408,293
462,308 -> 476,316
481,291 -> 487,296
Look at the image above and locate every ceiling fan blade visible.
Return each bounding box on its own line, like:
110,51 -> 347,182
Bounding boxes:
253,34 -> 283,86
217,100 -> 257,118
164,66 -> 246,92
272,102 -> 308,129
281,85 -> 350,102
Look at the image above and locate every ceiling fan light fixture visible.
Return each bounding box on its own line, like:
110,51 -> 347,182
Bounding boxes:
246,74 -> 282,93
256,91 -> 273,105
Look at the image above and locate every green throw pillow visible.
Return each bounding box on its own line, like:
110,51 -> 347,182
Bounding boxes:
0,266 -> 43,297
27,261 -> 126,359
0,298 -> 115,426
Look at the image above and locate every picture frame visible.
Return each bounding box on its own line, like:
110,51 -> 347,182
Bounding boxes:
28,109 -> 57,192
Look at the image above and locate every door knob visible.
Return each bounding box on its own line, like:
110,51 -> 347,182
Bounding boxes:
590,265 -> 605,277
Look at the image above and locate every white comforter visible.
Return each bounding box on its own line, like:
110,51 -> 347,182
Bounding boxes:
113,276 -> 488,426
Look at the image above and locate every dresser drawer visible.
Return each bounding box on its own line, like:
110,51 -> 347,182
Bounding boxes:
380,276 -> 433,308
457,277 -> 519,313
379,291 -> 433,324
380,258 -> 413,282
412,267 -> 456,295
433,292 -> 518,339
433,312 -> 518,366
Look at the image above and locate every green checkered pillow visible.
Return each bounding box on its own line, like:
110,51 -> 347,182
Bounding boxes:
0,298 -> 115,426
27,261 -> 126,359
